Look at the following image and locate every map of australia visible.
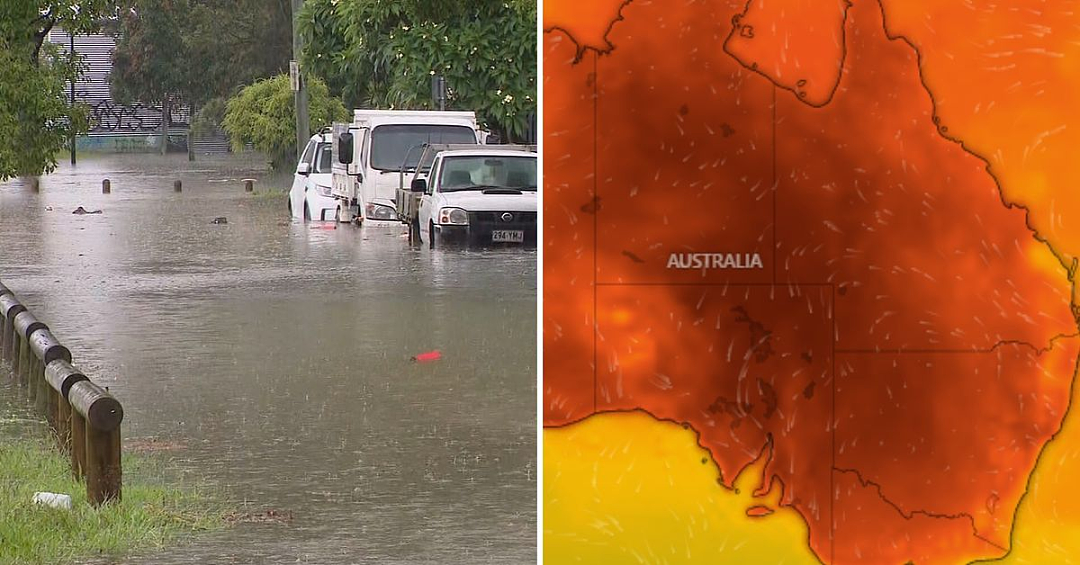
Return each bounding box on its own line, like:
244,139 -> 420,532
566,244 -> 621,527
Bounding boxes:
543,0 -> 1080,563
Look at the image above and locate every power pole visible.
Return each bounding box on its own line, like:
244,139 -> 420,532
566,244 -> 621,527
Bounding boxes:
292,0 -> 309,160
69,32 -> 76,165
432,75 -> 447,111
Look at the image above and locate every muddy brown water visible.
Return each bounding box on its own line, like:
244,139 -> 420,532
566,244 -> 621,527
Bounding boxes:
0,154 -> 536,563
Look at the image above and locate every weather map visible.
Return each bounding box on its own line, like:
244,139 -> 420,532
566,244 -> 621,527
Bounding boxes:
543,0 -> 1080,563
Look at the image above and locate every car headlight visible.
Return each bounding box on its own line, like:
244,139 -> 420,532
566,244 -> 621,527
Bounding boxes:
365,203 -> 398,221
315,184 -> 332,197
438,207 -> 469,226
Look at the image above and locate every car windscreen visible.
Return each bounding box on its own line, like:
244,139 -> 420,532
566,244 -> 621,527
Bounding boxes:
314,143 -> 333,173
439,155 -> 537,192
370,125 -> 477,171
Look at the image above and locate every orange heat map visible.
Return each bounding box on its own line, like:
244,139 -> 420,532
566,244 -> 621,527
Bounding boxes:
542,0 -> 1080,564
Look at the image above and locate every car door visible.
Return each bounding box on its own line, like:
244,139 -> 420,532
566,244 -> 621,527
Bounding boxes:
290,140 -> 317,218
417,158 -> 440,239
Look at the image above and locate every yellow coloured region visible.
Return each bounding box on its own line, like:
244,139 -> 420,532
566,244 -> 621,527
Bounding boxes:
994,356 -> 1080,565
543,411 -> 820,564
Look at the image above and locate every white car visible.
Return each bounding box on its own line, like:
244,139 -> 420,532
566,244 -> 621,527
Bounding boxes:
289,133 -> 338,221
414,148 -> 538,248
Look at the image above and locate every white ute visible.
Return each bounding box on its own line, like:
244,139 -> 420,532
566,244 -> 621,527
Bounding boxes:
330,110 -> 482,226
398,144 -> 537,248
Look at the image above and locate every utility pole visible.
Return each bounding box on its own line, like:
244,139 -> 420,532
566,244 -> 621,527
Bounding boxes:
291,0 -> 309,160
432,75 -> 447,111
69,32 -> 76,165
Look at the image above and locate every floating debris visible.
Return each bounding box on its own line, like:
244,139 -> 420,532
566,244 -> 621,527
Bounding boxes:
225,509 -> 293,524
412,351 -> 442,362
32,492 -> 72,510
125,437 -> 187,453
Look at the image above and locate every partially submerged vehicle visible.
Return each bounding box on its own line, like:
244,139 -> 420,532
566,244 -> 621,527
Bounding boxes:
396,144 -> 537,248
289,131 -> 337,221
330,110 -> 483,226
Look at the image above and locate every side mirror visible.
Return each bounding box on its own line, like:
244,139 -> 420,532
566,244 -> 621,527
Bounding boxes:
411,177 -> 427,193
337,133 -> 354,165
297,162 -> 311,175
485,132 -> 502,145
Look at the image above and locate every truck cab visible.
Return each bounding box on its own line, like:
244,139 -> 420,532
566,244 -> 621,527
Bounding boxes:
330,110 -> 481,226
398,145 -> 537,248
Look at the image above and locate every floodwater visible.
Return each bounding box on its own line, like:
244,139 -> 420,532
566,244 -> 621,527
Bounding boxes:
0,153 -> 537,564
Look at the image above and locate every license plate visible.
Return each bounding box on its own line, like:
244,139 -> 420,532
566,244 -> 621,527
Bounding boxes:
492,230 -> 524,243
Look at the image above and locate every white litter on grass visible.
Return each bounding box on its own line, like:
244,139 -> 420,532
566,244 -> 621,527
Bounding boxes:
32,492 -> 72,510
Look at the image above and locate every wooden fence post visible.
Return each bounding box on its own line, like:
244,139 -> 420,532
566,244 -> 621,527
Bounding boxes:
45,360 -> 88,454
32,331 -> 71,431
68,380 -> 123,505
0,294 -> 26,362
13,312 -> 46,388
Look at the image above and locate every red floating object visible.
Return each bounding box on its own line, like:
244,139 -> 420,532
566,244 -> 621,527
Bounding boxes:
412,350 -> 442,362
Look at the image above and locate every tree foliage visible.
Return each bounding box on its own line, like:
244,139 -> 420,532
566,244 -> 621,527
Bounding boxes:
299,0 -> 537,142
109,0 -> 292,124
222,74 -> 347,169
182,0 -> 293,108
109,0 -> 190,107
0,1 -> 113,180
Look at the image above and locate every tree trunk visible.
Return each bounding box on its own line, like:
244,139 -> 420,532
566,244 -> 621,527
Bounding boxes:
160,99 -> 169,156
187,103 -> 196,162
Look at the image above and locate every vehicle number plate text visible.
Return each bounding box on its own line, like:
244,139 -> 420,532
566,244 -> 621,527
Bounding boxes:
492,230 -> 524,243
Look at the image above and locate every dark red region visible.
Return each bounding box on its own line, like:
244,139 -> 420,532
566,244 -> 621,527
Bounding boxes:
593,8 -> 774,285
543,31 -> 598,426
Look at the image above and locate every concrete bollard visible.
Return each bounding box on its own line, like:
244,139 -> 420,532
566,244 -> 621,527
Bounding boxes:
174,180 -> 182,192
243,179 -> 255,193
102,179 -> 111,193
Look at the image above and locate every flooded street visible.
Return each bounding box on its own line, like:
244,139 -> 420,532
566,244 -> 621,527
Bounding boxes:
0,154 -> 536,563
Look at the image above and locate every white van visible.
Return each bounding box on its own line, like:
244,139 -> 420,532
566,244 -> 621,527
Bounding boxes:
330,110 -> 481,225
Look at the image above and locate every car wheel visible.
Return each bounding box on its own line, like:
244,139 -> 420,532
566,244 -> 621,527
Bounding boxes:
428,222 -> 436,249
303,203 -> 311,221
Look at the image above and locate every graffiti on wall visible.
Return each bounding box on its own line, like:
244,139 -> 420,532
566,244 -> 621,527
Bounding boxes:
81,95 -> 189,134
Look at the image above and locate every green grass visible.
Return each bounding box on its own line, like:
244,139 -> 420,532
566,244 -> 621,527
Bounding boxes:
248,188 -> 289,200
0,434 -> 227,565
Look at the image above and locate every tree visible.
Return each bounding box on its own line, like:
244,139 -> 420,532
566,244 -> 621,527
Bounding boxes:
109,0 -> 191,155
221,74 -> 347,169
108,0 -> 294,157
0,1 -> 114,180
299,0 -> 537,142
183,0 -> 293,107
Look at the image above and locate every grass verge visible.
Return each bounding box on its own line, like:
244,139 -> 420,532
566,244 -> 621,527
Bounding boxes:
248,188 -> 289,201
0,434 -> 227,564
